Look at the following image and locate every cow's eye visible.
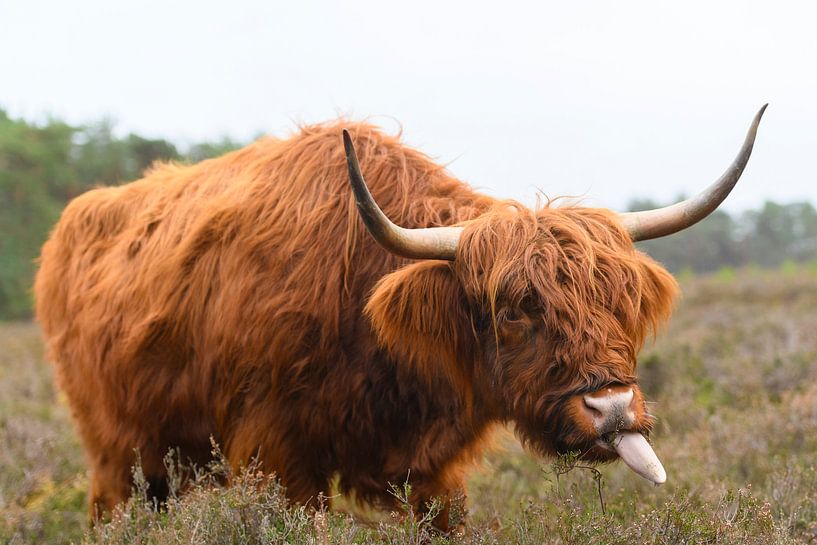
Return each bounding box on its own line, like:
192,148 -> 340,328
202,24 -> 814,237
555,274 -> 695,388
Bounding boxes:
504,298 -> 537,324
503,307 -> 533,327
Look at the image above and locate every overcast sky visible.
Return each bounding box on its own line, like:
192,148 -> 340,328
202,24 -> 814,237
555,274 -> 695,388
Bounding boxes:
1,0 -> 815,211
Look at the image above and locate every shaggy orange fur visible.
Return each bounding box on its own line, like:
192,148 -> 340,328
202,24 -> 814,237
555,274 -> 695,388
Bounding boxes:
35,120 -> 678,529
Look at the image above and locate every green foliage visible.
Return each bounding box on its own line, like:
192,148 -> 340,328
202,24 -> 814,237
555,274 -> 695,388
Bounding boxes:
779,259 -> 799,276
0,108 -> 243,320
632,198 -> 817,275
0,112 -> 74,318
715,265 -> 737,283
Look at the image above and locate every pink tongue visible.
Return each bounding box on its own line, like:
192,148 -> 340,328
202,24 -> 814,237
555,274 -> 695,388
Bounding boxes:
610,432 -> 667,485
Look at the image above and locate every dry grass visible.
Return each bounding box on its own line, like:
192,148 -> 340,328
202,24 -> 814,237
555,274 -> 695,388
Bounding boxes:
3,268 -> 817,544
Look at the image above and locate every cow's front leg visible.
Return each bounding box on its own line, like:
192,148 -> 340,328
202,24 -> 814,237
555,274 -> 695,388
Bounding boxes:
409,478 -> 467,534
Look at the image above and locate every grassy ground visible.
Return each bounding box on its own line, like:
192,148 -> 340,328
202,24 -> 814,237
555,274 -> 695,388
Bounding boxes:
3,268 -> 817,544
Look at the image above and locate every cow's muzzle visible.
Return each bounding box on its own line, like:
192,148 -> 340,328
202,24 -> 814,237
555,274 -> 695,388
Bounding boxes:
579,385 -> 666,485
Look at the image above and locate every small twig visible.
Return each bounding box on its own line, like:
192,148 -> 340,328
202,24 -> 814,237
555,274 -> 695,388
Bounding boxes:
543,451 -> 607,514
573,464 -> 606,515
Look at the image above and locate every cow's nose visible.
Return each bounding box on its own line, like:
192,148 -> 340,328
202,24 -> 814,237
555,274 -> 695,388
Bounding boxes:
583,387 -> 636,435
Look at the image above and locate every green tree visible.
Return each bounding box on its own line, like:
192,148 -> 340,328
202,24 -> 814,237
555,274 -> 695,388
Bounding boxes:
0,110 -> 212,319
631,197 -> 739,273
739,202 -> 817,267
186,136 -> 243,163
0,110 -> 78,317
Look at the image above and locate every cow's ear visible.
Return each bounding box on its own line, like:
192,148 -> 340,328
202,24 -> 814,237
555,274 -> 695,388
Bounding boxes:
365,260 -> 475,386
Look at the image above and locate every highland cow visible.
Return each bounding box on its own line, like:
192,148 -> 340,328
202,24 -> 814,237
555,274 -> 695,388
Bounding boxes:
35,106 -> 766,529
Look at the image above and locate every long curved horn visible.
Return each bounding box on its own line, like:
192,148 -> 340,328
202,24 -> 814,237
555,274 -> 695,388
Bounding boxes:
342,129 -> 463,260
619,104 -> 767,241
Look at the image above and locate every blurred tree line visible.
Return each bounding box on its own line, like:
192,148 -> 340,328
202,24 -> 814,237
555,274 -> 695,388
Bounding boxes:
631,198 -> 817,274
2,108 -> 817,320
0,109 -> 242,319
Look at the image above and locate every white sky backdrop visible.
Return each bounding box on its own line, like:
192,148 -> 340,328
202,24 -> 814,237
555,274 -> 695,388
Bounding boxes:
1,0 -> 815,211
